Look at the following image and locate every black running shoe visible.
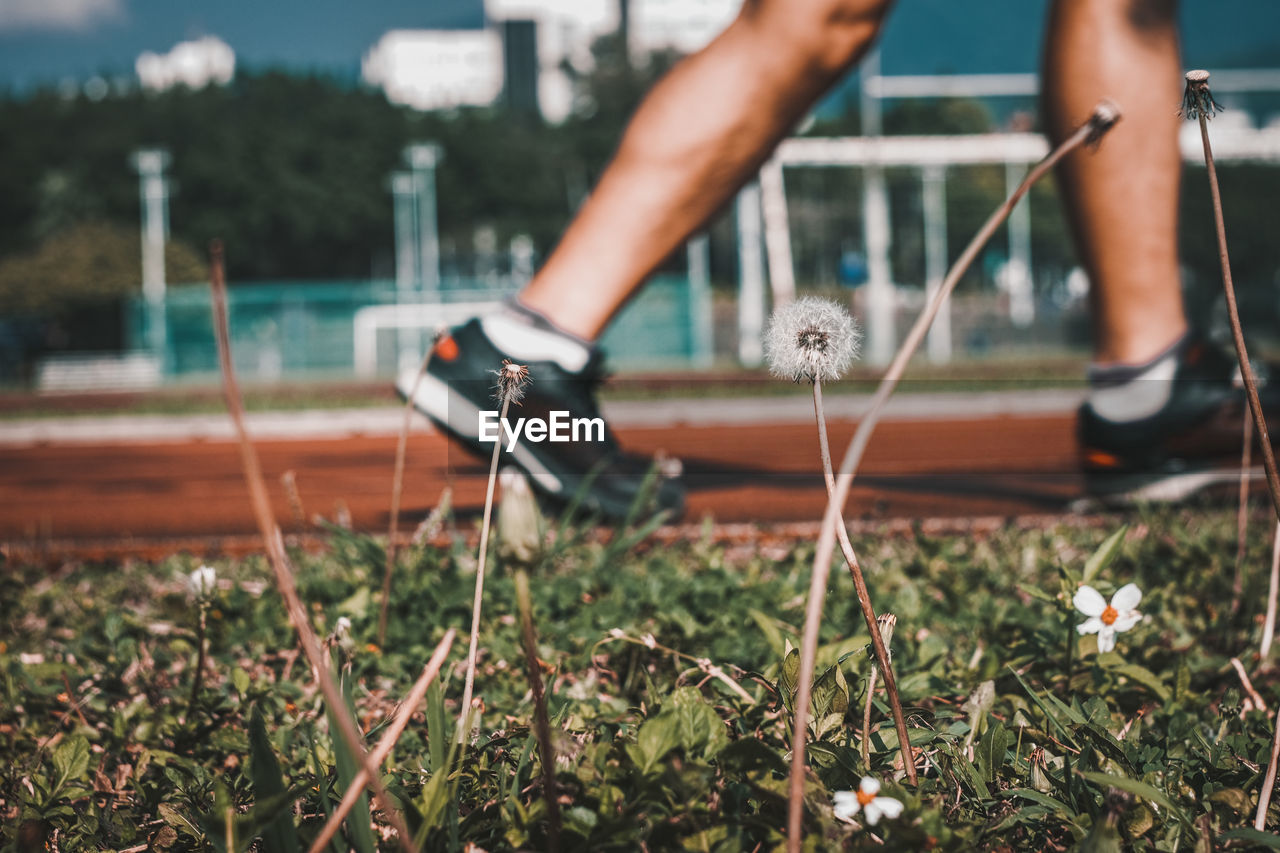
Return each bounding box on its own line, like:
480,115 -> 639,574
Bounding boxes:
1078,334 -> 1279,506
397,317 -> 685,521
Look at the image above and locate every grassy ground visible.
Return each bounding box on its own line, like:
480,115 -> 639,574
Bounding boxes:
4,500 -> 1280,851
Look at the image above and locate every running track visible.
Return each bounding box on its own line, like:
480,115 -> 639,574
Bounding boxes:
0,391 -> 1086,559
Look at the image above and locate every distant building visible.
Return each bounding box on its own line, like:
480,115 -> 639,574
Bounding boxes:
629,0 -> 738,58
136,36 -> 235,92
362,30 -> 503,111
361,0 -> 743,122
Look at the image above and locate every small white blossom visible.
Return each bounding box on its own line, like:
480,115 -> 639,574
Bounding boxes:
764,296 -> 861,383
188,565 -> 218,599
833,776 -> 904,826
1073,583 -> 1142,653
334,617 -> 352,639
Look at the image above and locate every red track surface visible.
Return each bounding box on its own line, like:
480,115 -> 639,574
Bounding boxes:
0,411 -> 1081,560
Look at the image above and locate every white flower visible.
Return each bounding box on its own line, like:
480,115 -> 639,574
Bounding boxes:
188,565 -> 218,599
334,617 -> 352,639
764,296 -> 861,383
833,776 -> 904,826
1073,583 -> 1142,653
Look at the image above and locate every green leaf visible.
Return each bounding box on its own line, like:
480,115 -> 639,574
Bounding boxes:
747,608 -> 787,658
998,787 -> 1077,819
325,667 -> 377,853
1221,828 -> 1280,849
1106,662 -> 1171,702
976,720 -> 1010,783
633,711 -> 682,775
248,706 -> 300,853
672,686 -> 728,759
1077,771 -> 1191,828
1008,667 -> 1080,747
1082,527 -> 1127,586
232,667 -> 251,696
50,734 -> 91,799
778,648 -> 800,713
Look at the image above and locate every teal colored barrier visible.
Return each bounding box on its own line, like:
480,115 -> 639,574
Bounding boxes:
128,274 -> 711,382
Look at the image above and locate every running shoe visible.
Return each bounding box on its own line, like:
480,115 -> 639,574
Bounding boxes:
1078,333 -> 1279,505
397,317 -> 685,520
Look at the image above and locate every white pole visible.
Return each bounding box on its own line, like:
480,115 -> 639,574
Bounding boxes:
736,182 -> 766,367
390,171 -> 419,373
922,164 -> 952,363
405,143 -> 443,297
1005,160 -> 1034,328
687,233 -> 714,368
759,157 -> 795,307
132,148 -> 170,370
860,49 -> 895,365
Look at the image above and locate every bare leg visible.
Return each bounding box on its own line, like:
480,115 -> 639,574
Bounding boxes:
1043,0 -> 1186,364
520,0 -> 895,340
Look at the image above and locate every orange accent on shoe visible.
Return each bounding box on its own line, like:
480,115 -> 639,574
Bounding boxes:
435,334 -> 459,361
1084,449 -> 1122,469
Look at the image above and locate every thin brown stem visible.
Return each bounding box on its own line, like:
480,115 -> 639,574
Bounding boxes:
1234,408 -> 1254,615
208,242 -> 417,853
308,630 -> 455,853
1195,110 -> 1280,524
1264,522 -> 1280,659
515,570 -> 561,853
861,665 -> 877,767
786,103 -> 1119,852
788,381 -> 916,836
459,396 -> 510,740
380,347 -> 435,647
1259,668 -> 1280,828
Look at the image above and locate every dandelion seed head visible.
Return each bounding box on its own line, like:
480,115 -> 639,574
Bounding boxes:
188,565 -> 217,599
1180,69 -> 1223,120
492,359 -> 531,405
764,296 -> 861,383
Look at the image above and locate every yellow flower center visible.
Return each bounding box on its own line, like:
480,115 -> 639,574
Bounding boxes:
1101,605 -> 1118,626
857,788 -> 877,806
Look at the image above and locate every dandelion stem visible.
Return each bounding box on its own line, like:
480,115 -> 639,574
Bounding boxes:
459,395 -> 510,741
208,241 -> 418,853
380,346 -> 435,647
186,603 -> 208,721
1263,522 -> 1280,659
786,102 -> 1119,853
790,379 -> 916,810
1234,408 -> 1254,616
1192,101 -> 1280,526
1258,658 -> 1280,828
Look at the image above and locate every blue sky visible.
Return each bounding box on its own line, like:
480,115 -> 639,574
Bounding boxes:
1,0 -> 1277,92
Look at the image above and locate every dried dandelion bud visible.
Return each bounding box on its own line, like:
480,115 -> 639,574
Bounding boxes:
492,359 -> 531,405
1085,99 -> 1122,146
764,296 -> 861,383
1180,69 -> 1223,120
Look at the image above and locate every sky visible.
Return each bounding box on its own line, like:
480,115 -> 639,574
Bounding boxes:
0,0 -> 1278,92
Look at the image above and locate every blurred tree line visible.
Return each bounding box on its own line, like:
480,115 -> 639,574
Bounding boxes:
0,36 -> 1277,358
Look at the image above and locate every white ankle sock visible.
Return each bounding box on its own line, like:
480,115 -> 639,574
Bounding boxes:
480,303 -> 592,373
1087,341 -> 1181,423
